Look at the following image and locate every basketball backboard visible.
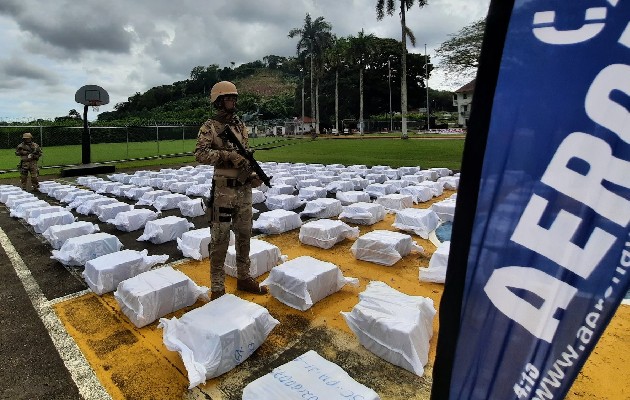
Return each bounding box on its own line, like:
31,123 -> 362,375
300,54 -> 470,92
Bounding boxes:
75,85 -> 110,106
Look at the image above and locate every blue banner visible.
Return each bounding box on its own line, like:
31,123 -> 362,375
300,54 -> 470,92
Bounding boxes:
445,1 -> 630,399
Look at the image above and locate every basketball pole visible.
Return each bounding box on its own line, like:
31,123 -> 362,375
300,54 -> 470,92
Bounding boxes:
82,105 -> 90,164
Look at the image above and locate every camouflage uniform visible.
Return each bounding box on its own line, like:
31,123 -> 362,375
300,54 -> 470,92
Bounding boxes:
15,141 -> 42,190
194,112 -> 253,292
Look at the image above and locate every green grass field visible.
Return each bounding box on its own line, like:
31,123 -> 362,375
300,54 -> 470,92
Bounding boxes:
0,136 -> 464,179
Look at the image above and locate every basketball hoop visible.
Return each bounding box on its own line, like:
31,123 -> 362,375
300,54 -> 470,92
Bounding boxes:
89,100 -> 101,112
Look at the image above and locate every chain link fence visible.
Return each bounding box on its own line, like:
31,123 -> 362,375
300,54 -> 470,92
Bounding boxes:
0,124 -> 200,171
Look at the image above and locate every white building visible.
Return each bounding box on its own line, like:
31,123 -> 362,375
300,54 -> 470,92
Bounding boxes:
453,79 -> 475,127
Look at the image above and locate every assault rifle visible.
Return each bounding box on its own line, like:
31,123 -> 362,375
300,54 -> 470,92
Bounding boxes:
219,126 -> 273,188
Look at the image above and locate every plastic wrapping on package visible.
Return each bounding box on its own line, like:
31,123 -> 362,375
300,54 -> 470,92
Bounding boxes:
83,249 -> 169,295
186,183 -> 212,198
365,173 -> 387,184
430,198 -> 457,222
264,194 -> 303,211
169,181 -> 195,194
50,187 -> 78,201
297,186 -> 327,201
67,194 -> 103,210
60,189 -> 92,203
299,198 -> 343,219
106,209 -> 158,232
42,221 -> 100,250
350,230 -> 423,266
252,209 -> 302,234
158,294 -> 279,388
261,256 -> 359,311
416,170 -> 439,181
29,211 -> 76,234
419,241 -> 450,283
438,176 -> 459,190
24,205 -> 66,220
429,167 -> 452,177
364,183 -> 396,198
341,281 -> 435,377
51,232 -> 123,266
325,180 -> 354,193
417,181 -> 444,197
177,228 -> 234,260
153,193 -> 191,212
124,186 -> 153,201
137,216 -> 194,244
115,266 -> 206,327
251,188 -> 265,204
5,193 -> 36,208
399,186 -> 434,204
339,202 -> 386,226
299,219 -> 359,249
96,202 -> 133,222
242,350 -> 381,400
265,184 -> 294,196
224,239 -> 287,278
9,200 -> 49,218
335,190 -> 370,206
135,190 -> 170,206
401,174 -> 425,184
178,198 -> 205,218
392,208 -> 440,239
374,194 -> 413,213
76,198 -> 119,215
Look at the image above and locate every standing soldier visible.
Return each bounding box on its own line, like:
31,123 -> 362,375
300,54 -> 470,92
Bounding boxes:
194,81 -> 267,301
15,132 -> 42,191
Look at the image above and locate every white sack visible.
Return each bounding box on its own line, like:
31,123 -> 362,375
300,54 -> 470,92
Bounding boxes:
107,208 -> 158,232
158,294 -> 279,388
42,221 -> 100,250
341,281 -> 435,377
115,266 -> 205,327
252,209 -> 302,234
374,194 -> 413,213
29,211 -> 76,234
153,193 -> 191,212
177,228 -> 235,261
392,208 -> 440,239
350,230 -> 423,266
96,202 -> 133,222
265,194 -> 303,211
76,198 -> 119,215
83,249 -> 169,295
224,239 -> 287,278
299,219 -> 359,249
261,256 -> 358,311
399,186 -> 433,204
335,190 -> 370,206
297,186 -> 327,201
430,198 -> 457,222
339,202 -> 386,226
419,241 -> 450,283
179,198 -> 205,218
51,232 -> 123,266
9,200 -> 49,218
299,198 -> 343,219
242,350 -> 380,400
137,216 -> 194,244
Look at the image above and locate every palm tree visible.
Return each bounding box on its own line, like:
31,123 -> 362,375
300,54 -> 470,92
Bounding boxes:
348,30 -> 376,136
289,14 -> 333,134
325,37 -> 349,134
376,0 -> 428,138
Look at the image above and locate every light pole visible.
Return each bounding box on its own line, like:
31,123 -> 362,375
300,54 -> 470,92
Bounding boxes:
425,44 -> 430,131
388,56 -> 393,132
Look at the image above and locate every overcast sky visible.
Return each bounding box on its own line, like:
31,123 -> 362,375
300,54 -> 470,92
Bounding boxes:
0,0 -> 489,121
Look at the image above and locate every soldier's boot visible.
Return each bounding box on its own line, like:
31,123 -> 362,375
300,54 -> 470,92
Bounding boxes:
210,289 -> 225,301
236,277 -> 268,295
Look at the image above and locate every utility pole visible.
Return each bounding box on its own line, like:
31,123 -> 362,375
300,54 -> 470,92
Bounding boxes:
388,56 -> 393,132
425,44 -> 430,131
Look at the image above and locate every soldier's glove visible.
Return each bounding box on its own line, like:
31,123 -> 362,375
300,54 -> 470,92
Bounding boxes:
249,172 -> 263,188
27,154 -> 32,159
227,152 -> 249,170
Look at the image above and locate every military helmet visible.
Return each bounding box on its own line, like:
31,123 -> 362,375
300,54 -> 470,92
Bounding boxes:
22,132 -> 33,139
210,81 -> 238,103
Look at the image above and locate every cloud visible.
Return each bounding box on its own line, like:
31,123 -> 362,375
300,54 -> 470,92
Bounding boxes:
0,56 -> 58,85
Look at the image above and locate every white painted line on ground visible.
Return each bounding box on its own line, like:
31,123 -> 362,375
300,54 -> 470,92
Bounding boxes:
0,227 -> 111,400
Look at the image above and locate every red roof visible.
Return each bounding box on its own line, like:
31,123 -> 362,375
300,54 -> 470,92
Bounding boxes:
455,79 -> 476,93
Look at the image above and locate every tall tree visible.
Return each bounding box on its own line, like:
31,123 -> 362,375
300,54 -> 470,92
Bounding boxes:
348,30 -> 377,135
435,18 -> 485,82
376,0 -> 429,138
325,37 -> 349,133
288,14 -> 333,134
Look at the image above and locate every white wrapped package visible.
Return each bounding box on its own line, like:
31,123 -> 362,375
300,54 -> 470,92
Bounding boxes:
153,193 -> 190,212
266,184 -> 294,196
112,184 -> 136,197
9,200 -> 49,218
399,166 -> 420,175
416,170 -> 439,181
339,202 -> 386,226
177,228 -> 235,260
430,198 -> 457,222
42,221 -> 100,250
225,239 -> 287,278
97,182 -> 124,195
326,180 -> 354,193
351,177 -> 369,190
124,186 -> 153,200
341,281 -> 435,377
76,198 -> 119,215
179,198 -> 205,218
29,211 -> 76,234
186,183 -> 212,198
297,178 -> 321,189
417,181 -> 444,197
265,194 -> 303,211
107,209 -> 159,232
137,216 -> 194,244
67,194 -> 103,210
364,183 -> 396,198
25,205 -> 65,220
336,190 -> 371,206
297,186 -> 327,201
438,176 -> 459,190
170,181 -> 195,194
299,219 -> 359,249
400,174 -> 425,184
399,186 -> 433,204
351,230 -> 423,266
51,232 -> 123,266
5,193 -> 36,208
419,241 -> 450,283
60,189 -> 92,203
261,256 -> 358,311
374,194 -> 413,213
115,266 -> 205,328
384,179 -> 411,193
365,173 -> 387,184
252,209 -> 302,234
251,188 -> 266,204
96,202 -> 133,222
158,294 -> 279,388
429,167 -> 452,177
242,350 -> 380,400
83,249 -> 169,295
299,198 -> 343,219
0,188 -> 24,203
392,208 -> 440,239
136,189 -> 170,205
271,176 -> 298,188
